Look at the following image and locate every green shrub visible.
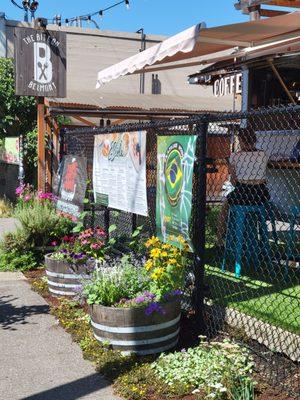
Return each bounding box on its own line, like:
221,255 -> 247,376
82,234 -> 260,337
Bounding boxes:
0,229 -> 40,271
15,198 -> 74,248
0,250 -> 38,271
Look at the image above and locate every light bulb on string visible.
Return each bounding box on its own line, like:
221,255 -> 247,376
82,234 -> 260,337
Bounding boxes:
87,15 -> 91,25
99,10 -> 103,19
125,0 -> 130,10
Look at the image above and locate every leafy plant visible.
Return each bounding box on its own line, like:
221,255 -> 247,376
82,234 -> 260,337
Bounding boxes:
0,228 -> 42,271
0,249 -> 38,271
82,255 -> 149,306
152,337 -> 255,400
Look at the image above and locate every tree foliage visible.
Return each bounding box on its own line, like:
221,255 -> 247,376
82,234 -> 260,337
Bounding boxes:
0,58 -> 36,138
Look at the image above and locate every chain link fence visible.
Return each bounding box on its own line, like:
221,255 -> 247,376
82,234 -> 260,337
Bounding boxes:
63,105 -> 300,396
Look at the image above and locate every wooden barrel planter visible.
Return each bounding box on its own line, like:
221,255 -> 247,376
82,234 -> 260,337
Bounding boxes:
45,254 -> 92,297
89,300 -> 181,355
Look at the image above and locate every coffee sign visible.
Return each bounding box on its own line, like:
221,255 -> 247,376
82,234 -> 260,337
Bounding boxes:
213,73 -> 242,98
14,27 -> 66,97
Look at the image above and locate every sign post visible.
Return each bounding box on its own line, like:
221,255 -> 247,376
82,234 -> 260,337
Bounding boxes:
14,26 -> 66,190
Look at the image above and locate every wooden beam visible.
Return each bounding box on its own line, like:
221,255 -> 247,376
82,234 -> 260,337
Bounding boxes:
267,59 -> 296,104
111,119 -> 126,125
72,116 -> 97,127
260,8 -> 289,16
265,1 -> 300,8
37,97 -> 46,191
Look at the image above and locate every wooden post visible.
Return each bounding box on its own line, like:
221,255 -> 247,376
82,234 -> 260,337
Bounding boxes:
37,97 -> 46,191
45,116 -> 52,192
52,118 -> 60,174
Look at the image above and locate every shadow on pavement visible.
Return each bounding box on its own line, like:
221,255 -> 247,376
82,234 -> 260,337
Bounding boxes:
20,373 -> 111,400
0,294 -> 49,330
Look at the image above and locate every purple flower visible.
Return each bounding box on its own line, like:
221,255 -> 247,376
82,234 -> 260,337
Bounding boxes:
135,295 -> 146,304
73,253 -> 86,260
145,302 -> 166,316
143,291 -> 156,300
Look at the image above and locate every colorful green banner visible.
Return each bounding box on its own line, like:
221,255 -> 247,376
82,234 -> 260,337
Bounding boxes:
156,135 -> 197,250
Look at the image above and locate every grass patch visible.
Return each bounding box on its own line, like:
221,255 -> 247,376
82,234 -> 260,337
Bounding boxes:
205,262 -> 300,335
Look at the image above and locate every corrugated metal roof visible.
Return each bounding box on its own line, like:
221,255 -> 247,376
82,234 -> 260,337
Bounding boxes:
47,90 -> 236,112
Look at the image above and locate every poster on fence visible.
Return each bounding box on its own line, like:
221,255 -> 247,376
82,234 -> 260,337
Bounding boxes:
93,131 -> 148,216
156,135 -> 197,250
0,137 -> 20,165
56,155 -> 87,220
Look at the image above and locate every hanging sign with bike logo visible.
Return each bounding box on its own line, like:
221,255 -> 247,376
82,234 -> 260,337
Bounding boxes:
156,135 -> 197,250
14,27 -> 66,97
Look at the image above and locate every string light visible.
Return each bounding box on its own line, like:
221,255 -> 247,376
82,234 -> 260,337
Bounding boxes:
63,0 -> 131,26
11,0 -> 131,27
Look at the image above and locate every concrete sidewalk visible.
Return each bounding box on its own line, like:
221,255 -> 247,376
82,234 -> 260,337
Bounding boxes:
0,217 -> 19,239
0,272 -> 121,400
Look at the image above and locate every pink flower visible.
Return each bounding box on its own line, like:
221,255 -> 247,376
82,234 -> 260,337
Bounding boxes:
91,243 -> 102,250
15,185 -> 25,196
81,239 -> 89,245
96,228 -> 106,237
24,194 -> 31,202
62,235 -> 70,242
50,241 -> 58,246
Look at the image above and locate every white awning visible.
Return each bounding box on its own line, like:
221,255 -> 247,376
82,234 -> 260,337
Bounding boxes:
96,12 -> 300,88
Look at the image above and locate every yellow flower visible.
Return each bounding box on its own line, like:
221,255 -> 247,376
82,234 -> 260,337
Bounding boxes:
150,248 -> 161,258
177,235 -> 186,245
169,258 -> 177,265
151,267 -> 164,280
145,236 -> 160,248
161,251 -> 168,257
145,260 -> 153,271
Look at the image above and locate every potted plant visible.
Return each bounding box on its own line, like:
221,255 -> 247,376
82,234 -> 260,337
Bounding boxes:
83,236 -> 189,355
45,227 -> 107,297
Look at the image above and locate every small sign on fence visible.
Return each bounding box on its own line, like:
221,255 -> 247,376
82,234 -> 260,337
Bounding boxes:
156,135 -> 197,249
0,137 -> 20,165
56,155 -> 87,220
93,131 -> 148,216
14,27 -> 66,97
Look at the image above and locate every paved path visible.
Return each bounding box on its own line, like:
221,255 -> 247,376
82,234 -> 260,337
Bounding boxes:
0,272 -> 121,400
0,217 -> 19,239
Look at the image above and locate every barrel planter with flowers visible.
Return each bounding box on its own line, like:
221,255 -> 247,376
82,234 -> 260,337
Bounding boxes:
83,235 -> 189,355
89,298 -> 181,355
45,253 -> 92,297
45,227 -> 107,297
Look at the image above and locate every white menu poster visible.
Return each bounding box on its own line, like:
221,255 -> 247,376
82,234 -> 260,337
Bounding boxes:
93,131 -> 148,216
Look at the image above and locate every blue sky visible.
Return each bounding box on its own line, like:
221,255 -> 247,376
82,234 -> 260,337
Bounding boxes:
2,1 -> 298,36
3,0 -> 250,35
